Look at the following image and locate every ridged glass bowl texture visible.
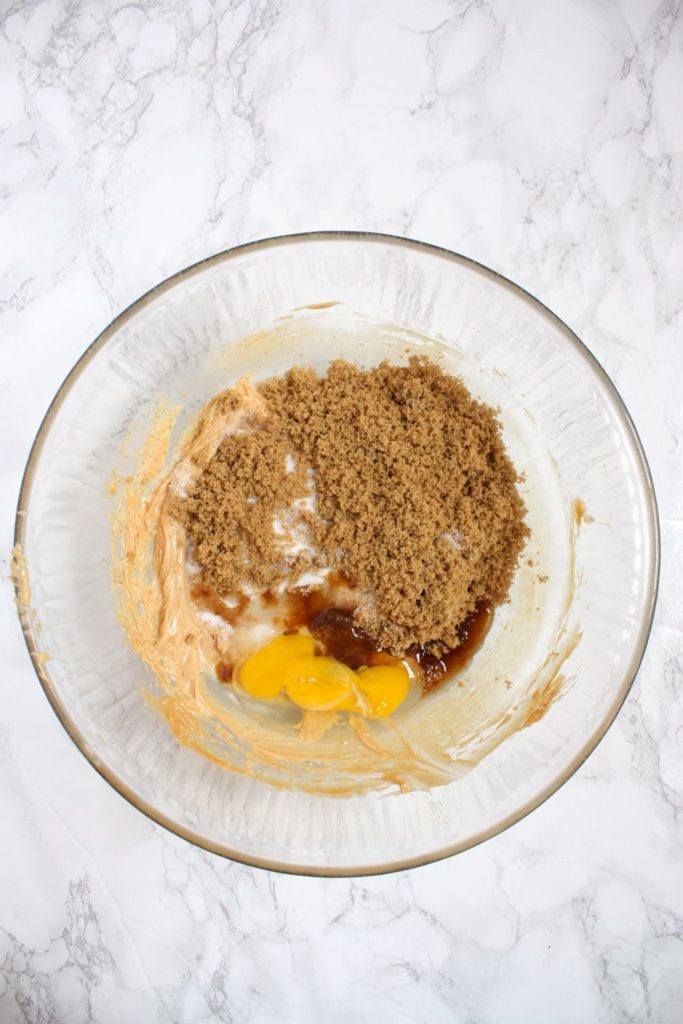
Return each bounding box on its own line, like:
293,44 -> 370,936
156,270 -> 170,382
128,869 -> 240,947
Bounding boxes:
15,233 -> 659,875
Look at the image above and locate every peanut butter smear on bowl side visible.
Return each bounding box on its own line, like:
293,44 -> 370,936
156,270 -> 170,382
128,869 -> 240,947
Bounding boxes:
174,357 -> 529,655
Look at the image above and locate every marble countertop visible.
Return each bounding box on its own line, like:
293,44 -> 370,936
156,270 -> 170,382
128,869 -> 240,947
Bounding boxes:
1,1 -> 682,1021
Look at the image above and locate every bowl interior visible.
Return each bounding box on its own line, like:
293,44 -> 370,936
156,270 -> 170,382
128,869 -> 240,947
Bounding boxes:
16,235 -> 658,874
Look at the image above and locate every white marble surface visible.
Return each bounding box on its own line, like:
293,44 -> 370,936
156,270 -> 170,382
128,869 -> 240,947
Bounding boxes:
1,0 -> 682,1020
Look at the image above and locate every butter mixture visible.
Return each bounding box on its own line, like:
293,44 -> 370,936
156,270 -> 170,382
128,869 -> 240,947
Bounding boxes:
111,357 -> 538,792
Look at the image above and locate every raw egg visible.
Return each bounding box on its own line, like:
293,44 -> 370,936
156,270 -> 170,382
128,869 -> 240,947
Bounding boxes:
284,656 -> 357,711
239,633 -> 315,698
355,664 -> 411,718
236,632 -> 412,719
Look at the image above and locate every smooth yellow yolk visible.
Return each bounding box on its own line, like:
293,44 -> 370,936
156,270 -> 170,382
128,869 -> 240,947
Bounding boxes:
236,634 -> 412,718
284,656 -> 357,711
355,665 -> 411,718
239,633 -> 315,698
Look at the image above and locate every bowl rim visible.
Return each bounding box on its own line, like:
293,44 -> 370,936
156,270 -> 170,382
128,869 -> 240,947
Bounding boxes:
13,230 -> 661,877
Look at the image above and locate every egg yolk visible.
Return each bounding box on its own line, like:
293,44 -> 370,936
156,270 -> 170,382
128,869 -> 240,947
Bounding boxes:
239,633 -> 315,698
354,665 -> 411,718
236,634 -> 411,718
284,656 -> 357,711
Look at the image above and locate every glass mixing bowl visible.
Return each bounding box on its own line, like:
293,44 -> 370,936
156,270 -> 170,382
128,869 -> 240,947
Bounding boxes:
14,233 -> 659,875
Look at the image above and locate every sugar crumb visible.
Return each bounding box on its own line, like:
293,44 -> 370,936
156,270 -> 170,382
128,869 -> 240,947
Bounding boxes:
175,357 -> 529,654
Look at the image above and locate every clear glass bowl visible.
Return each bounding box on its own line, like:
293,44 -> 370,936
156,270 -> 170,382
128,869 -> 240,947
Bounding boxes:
14,233 -> 659,875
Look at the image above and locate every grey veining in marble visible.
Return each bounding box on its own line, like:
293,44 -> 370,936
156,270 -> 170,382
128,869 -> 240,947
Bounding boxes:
1,1 -> 682,1021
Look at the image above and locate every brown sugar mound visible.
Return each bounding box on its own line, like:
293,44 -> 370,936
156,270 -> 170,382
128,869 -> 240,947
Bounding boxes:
174,357 -> 529,654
